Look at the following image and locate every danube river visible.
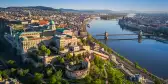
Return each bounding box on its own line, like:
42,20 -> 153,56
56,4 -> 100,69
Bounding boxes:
87,19 -> 168,79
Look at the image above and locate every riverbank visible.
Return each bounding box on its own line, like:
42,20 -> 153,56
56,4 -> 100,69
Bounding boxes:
119,19 -> 168,38
85,18 -> 166,83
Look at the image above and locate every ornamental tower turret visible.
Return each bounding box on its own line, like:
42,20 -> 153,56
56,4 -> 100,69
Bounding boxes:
50,20 -> 56,30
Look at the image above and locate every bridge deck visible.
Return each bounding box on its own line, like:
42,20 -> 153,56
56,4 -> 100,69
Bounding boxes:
96,34 -> 153,36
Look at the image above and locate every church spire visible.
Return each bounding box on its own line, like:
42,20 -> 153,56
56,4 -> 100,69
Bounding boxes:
28,11 -> 31,18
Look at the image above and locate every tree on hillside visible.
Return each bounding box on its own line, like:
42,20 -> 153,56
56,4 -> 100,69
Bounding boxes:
41,45 -> 47,51
7,60 -> 16,68
49,70 -> 63,84
66,53 -> 73,60
46,49 -> 51,56
60,58 -> 65,64
84,75 -> 92,84
92,79 -> 103,84
46,68 -> 53,77
11,68 -> 16,74
34,73 -> 44,84
94,56 -> 104,68
154,78 -> 162,84
2,70 -> 10,79
17,69 -> 24,76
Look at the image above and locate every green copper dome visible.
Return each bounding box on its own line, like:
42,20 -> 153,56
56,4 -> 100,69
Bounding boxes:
50,20 -> 55,25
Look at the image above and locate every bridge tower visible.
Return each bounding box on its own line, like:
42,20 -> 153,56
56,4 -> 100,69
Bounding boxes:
104,31 -> 108,40
138,30 -> 143,39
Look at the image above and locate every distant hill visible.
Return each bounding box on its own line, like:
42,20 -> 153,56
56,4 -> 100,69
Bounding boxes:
0,6 -> 126,14
59,8 -> 79,12
0,6 -> 139,14
59,8 -> 115,14
26,6 -> 56,11
0,6 -> 58,11
0,7 -> 5,10
0,6 -> 168,14
0,6 -> 116,14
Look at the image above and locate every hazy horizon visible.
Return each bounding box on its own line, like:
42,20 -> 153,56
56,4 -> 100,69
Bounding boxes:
1,0 -> 168,12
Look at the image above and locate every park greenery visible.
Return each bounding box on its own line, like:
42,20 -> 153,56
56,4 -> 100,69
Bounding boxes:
27,45 -> 53,63
48,70 -> 69,84
39,45 -> 51,56
68,55 -> 133,84
89,55 -> 134,84
56,56 -> 65,64
0,60 -> 30,83
65,52 -> 87,65
3,59 -> 67,84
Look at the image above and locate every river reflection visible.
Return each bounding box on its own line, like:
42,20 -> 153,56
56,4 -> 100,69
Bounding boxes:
87,19 -> 168,79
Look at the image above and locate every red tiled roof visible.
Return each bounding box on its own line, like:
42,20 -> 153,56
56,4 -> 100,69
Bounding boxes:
39,20 -> 49,25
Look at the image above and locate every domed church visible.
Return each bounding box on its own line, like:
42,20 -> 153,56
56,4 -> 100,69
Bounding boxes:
49,20 -> 56,30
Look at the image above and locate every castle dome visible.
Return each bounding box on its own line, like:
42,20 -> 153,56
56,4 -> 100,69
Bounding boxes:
50,20 -> 55,25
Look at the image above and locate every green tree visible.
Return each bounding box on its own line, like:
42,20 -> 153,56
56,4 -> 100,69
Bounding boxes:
46,68 -> 53,77
93,79 -> 102,84
49,74 -> 57,84
34,73 -> 44,84
0,71 -> 2,75
2,70 -> 10,79
81,39 -> 87,45
17,69 -> 24,76
90,65 -> 101,78
66,53 -> 73,60
46,49 -> 51,56
11,68 -> 16,73
60,58 -> 65,64
134,62 -> 141,69
23,69 -> 29,75
38,50 -> 43,55
49,70 -> 63,84
0,74 -> 2,81
62,80 -> 69,84
7,60 -> 15,65
94,56 -> 104,68
154,78 -> 162,84
10,68 -> 16,76
70,62 -> 73,65
41,45 -> 47,50
87,34 -> 92,41
7,60 -> 16,68
55,70 -> 62,81
84,75 -> 92,84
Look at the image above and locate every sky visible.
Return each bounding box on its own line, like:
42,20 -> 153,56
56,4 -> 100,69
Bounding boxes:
0,0 -> 168,11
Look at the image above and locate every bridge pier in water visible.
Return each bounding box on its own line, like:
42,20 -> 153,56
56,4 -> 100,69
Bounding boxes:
104,31 -> 108,40
138,30 -> 143,38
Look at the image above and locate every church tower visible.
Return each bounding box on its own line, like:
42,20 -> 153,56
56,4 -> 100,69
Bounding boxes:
28,11 -> 31,18
50,20 -> 56,30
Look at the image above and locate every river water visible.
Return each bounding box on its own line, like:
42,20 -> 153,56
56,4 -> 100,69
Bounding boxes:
87,19 -> 168,79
